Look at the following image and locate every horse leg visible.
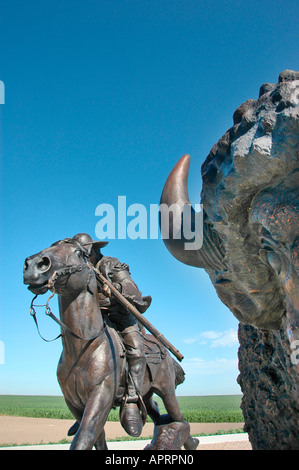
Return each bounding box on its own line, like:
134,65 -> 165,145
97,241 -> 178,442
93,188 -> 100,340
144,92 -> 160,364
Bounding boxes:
147,389 -> 198,450
70,381 -> 113,450
153,358 -> 199,450
162,389 -> 199,449
143,392 -> 173,426
143,392 -> 160,424
158,388 -> 184,423
94,429 -> 108,450
64,398 -> 82,437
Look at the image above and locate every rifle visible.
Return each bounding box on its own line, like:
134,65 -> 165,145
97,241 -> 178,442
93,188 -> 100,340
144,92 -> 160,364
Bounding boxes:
93,267 -> 184,362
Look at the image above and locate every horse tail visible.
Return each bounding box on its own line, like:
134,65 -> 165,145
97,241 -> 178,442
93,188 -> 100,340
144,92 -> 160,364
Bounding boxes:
173,358 -> 185,388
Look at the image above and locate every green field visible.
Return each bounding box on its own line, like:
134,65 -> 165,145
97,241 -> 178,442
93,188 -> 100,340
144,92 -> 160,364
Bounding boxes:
0,395 -> 243,423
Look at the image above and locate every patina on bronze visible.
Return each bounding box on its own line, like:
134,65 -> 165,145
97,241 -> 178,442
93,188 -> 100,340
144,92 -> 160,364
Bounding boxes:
23,237 -> 198,450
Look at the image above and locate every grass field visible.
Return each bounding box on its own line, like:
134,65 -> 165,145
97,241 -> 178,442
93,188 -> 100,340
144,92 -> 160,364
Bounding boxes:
0,395 -> 243,423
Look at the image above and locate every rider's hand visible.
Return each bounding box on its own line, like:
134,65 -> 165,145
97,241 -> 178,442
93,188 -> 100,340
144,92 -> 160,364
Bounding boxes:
102,284 -> 111,298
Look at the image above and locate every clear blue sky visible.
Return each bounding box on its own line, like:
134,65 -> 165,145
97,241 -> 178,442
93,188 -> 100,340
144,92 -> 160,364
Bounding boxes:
0,0 -> 298,396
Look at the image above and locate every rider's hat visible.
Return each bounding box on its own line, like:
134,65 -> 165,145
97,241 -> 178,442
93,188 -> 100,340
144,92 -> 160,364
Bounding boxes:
72,233 -> 108,250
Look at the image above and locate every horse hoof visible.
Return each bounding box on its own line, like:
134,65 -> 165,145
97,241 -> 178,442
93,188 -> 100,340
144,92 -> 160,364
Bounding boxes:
67,421 -> 80,436
184,436 -> 199,450
120,403 -> 143,437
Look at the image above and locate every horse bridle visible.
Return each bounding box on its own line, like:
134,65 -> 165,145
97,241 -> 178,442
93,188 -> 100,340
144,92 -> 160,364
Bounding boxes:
29,240 -> 105,342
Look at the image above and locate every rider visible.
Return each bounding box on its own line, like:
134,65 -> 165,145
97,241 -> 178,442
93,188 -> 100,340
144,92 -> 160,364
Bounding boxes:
72,233 -> 151,437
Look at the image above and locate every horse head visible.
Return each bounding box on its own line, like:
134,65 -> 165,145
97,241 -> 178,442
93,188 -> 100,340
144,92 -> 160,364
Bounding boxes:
23,234 -> 103,296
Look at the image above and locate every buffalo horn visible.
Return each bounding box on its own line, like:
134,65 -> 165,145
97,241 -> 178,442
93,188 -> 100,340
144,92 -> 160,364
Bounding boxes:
160,154 -> 225,270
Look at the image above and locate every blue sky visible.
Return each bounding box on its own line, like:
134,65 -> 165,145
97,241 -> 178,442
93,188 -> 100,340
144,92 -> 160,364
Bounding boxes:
0,0 -> 298,396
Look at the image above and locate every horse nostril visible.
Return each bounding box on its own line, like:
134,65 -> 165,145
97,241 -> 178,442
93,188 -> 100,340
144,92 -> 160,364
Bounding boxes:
24,258 -> 30,272
37,256 -> 52,273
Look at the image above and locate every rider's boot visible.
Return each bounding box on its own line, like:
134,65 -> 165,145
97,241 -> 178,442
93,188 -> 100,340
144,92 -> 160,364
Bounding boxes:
120,356 -> 147,437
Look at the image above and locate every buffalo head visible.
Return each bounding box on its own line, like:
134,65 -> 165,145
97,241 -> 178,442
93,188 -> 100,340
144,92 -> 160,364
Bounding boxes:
160,70 -> 299,339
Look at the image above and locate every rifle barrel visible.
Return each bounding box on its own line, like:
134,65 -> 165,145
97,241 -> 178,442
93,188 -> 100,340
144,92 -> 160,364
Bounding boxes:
95,269 -> 184,362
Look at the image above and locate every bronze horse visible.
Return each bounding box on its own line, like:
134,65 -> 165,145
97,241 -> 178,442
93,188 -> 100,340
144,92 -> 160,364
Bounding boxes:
23,238 -> 198,450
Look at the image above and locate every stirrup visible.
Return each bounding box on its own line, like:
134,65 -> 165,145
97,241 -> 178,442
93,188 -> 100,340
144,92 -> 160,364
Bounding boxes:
137,393 -> 147,426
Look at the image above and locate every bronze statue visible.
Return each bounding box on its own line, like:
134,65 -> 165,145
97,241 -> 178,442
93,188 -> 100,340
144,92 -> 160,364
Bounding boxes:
23,236 -> 198,450
72,232 -> 150,437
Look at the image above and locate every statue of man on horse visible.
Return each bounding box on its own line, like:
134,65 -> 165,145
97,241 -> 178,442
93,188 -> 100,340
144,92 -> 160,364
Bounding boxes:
71,233 -> 152,437
24,234 -> 197,450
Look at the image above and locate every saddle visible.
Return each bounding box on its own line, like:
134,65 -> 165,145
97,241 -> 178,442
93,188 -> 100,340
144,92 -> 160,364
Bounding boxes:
104,317 -> 166,406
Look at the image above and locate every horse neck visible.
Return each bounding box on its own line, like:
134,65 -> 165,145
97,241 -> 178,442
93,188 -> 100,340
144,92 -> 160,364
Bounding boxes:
58,277 -> 104,352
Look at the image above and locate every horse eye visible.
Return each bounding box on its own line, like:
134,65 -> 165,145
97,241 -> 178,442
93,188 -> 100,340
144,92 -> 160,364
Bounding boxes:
75,249 -> 82,257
